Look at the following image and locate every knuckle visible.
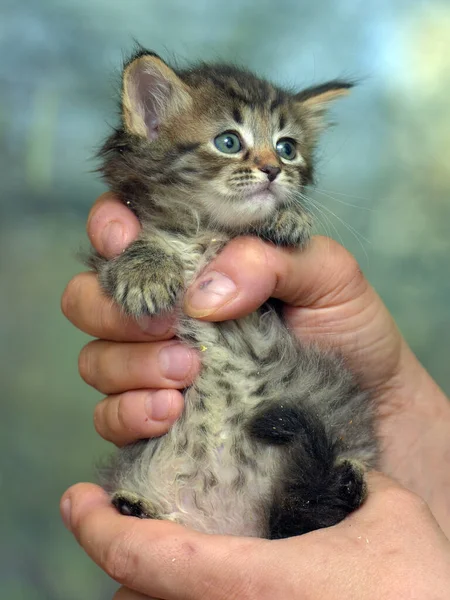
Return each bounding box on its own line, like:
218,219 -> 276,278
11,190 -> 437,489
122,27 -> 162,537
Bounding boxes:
105,396 -> 126,439
95,343 -> 121,393
61,276 -> 82,320
116,394 -> 133,431
79,341 -> 115,391
78,343 -> 96,385
334,247 -> 365,290
380,486 -> 428,516
324,251 -> 366,304
96,296 -> 125,340
93,400 -> 109,439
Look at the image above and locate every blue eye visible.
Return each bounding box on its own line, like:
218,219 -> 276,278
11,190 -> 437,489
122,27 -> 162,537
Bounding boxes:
214,131 -> 242,154
276,138 -> 297,160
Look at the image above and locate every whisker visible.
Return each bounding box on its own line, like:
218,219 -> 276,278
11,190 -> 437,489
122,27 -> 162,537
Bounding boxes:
298,193 -> 345,248
299,191 -> 370,263
314,186 -> 373,202
312,187 -> 375,212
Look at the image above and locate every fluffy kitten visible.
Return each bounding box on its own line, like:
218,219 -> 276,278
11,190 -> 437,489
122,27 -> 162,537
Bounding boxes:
91,49 -> 378,539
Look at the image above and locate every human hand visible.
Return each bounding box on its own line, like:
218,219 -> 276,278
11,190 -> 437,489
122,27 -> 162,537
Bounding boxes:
62,193 -> 450,491
60,472 -> 450,599
63,192 -> 403,444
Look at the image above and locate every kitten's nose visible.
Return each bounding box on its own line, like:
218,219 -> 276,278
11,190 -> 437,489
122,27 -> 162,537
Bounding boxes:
259,165 -> 281,182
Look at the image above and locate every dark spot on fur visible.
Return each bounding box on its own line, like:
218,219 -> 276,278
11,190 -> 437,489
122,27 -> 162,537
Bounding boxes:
192,442 -> 206,460
227,412 -> 243,427
254,382 -> 269,396
203,471 -> 218,491
195,395 -> 207,411
226,86 -> 251,104
180,167 -> 200,175
232,469 -> 246,490
232,106 -> 243,124
270,95 -> 284,112
232,442 -> 256,468
299,162 -> 314,186
226,392 -> 234,407
198,423 -> 208,435
176,436 -> 189,454
113,496 -> 150,519
219,379 -> 232,391
176,142 -> 201,154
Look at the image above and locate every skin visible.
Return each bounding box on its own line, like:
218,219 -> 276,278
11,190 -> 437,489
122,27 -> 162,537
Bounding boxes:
61,192 -> 450,599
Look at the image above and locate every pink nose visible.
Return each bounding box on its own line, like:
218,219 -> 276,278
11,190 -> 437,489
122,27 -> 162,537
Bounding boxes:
259,165 -> 281,182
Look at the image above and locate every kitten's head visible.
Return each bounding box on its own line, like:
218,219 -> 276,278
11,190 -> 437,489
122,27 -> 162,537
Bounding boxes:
101,49 -> 352,231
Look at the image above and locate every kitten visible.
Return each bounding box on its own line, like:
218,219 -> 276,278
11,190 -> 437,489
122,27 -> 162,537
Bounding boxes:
90,48 -> 378,539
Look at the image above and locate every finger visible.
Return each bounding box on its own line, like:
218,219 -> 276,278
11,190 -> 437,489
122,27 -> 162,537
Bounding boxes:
363,471 -> 430,519
113,587 -> 153,600
339,471 -> 416,527
87,192 -> 141,258
94,389 -> 184,446
62,272 -> 175,342
61,484 -> 267,600
184,235 -> 370,320
333,471 -> 438,549
79,340 -> 200,395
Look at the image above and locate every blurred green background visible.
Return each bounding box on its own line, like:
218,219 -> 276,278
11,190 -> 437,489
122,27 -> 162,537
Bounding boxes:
1,0 -> 449,597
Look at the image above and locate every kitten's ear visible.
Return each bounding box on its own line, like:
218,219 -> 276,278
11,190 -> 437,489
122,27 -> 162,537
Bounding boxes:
121,52 -> 191,140
295,81 -> 354,133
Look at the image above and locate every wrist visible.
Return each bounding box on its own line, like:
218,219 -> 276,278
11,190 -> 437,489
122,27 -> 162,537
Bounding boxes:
376,340 -> 450,535
378,340 -> 449,422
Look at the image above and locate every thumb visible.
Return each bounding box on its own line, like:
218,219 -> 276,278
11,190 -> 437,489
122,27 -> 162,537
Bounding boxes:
113,587 -> 153,599
183,235 -> 369,321
61,483 -> 268,600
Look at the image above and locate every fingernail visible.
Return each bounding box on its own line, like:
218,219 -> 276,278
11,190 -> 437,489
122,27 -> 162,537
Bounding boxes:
101,221 -> 125,257
61,498 -> 72,531
185,271 -> 237,317
138,316 -> 173,336
158,344 -> 193,380
145,390 -> 172,421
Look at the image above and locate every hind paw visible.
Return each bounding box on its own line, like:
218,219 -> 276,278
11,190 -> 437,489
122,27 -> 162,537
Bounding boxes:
335,458 -> 368,509
112,491 -> 157,519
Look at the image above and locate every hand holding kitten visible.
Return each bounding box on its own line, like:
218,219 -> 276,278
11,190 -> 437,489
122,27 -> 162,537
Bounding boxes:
61,192 -> 450,597
62,473 -> 450,600
63,193 -> 450,506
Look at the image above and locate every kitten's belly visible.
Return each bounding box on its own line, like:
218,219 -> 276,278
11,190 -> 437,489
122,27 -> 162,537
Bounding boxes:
121,426 -> 277,537
109,315 -> 286,535
166,455 -> 269,537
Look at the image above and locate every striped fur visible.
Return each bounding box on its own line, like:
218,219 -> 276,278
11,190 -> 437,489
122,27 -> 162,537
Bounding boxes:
90,50 -> 377,539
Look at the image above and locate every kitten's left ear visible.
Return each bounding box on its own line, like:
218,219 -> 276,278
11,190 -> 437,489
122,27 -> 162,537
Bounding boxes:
295,80 -> 354,133
121,51 -> 192,140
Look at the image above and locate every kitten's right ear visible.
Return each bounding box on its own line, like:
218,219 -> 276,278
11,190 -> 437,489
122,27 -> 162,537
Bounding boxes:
121,52 -> 191,140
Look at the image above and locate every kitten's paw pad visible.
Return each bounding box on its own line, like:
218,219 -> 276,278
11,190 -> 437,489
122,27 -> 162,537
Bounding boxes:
260,211 -> 312,247
335,459 -> 368,509
98,242 -> 184,318
112,491 -> 157,519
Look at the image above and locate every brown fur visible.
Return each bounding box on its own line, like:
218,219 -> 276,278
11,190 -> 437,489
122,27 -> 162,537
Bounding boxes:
89,50 -> 376,539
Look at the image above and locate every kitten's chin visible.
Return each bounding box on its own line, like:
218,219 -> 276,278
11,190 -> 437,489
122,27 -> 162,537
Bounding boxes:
245,189 -> 277,206
236,189 -> 279,221
206,192 -> 278,229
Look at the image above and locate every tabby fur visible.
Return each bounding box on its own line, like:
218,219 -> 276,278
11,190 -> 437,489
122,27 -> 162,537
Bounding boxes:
90,48 -> 378,539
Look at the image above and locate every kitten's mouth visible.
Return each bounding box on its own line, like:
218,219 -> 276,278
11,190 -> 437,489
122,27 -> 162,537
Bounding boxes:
244,182 -> 276,201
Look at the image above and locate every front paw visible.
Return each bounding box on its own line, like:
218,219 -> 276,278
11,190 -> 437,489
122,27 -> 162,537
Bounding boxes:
260,209 -> 312,247
97,241 -> 184,318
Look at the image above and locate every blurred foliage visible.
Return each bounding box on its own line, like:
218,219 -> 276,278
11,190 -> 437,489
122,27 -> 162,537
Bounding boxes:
1,0 -> 449,598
